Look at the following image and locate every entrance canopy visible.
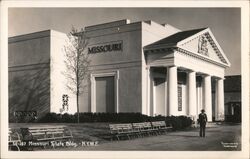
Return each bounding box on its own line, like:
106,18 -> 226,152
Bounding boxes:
143,28 -> 231,121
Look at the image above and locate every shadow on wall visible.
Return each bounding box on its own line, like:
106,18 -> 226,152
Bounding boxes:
9,66 -> 50,123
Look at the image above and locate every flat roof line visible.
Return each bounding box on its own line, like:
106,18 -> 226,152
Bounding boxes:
9,29 -> 51,39
85,19 -> 131,32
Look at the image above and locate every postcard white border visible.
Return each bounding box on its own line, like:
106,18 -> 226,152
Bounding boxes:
1,1 -> 249,159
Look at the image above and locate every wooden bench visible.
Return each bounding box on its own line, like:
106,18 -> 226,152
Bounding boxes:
9,128 -> 21,151
109,123 -> 139,140
20,126 -> 73,142
132,122 -> 158,137
151,121 -> 172,134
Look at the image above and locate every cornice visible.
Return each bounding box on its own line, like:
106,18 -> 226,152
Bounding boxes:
203,32 -> 228,64
176,48 -> 229,68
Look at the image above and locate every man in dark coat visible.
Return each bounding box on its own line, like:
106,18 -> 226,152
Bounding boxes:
198,109 -> 208,137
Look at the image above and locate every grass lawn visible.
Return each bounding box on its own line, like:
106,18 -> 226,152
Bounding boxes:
9,123 -> 241,151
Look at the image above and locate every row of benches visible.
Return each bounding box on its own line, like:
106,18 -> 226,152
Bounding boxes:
9,121 -> 172,150
9,126 -> 73,150
109,121 -> 172,140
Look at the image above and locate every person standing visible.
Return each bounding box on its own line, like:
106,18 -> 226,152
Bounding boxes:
198,109 -> 208,137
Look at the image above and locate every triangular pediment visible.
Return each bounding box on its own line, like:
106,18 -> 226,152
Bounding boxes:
177,28 -> 230,67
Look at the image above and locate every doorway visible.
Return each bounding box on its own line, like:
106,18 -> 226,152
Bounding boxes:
95,76 -> 115,113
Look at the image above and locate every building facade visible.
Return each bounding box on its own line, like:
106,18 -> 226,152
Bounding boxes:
9,19 -> 231,121
8,30 -> 77,120
223,75 -> 241,122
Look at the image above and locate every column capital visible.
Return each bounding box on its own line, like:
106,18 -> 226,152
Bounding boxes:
187,69 -> 196,73
168,65 -> 177,68
204,74 -> 211,77
213,77 -> 225,81
218,77 -> 225,80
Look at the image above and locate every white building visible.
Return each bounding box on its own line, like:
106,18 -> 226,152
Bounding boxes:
9,30 -> 77,118
9,19 -> 230,121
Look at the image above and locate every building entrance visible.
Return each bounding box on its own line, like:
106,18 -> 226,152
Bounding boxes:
95,76 -> 115,113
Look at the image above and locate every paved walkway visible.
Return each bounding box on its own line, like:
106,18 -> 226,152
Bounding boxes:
50,124 -> 241,151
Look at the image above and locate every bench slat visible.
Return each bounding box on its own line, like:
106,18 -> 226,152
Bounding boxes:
29,129 -> 65,133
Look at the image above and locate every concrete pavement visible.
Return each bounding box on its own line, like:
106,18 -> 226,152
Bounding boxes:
50,123 -> 241,151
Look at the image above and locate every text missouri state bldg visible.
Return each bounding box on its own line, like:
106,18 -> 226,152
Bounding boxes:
9,19 -> 231,121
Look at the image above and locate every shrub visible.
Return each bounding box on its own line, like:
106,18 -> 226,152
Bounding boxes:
169,116 -> 182,130
225,115 -> 241,123
36,113 -> 61,123
61,113 -> 76,123
9,112 -> 37,123
14,112 -> 193,130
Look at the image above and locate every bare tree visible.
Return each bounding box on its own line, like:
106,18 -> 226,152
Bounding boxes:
64,27 -> 90,123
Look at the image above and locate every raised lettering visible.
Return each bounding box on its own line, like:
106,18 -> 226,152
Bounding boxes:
88,42 -> 122,54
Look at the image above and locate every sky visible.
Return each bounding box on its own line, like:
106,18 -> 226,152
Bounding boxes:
8,8 -> 241,75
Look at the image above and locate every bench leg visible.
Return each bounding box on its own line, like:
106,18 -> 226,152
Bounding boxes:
154,131 -> 159,136
136,133 -> 141,138
130,133 -> 135,139
132,133 -> 137,139
9,144 -> 20,151
116,135 -> 120,141
127,134 -> 130,140
16,145 -> 20,151
135,133 -> 139,138
43,144 -> 47,149
140,132 -> 145,137
141,132 -> 145,137
146,132 -> 153,137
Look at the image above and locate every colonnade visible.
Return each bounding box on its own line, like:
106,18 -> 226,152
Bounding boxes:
159,66 -> 225,121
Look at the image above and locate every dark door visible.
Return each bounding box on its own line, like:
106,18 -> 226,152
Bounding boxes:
95,76 -> 115,113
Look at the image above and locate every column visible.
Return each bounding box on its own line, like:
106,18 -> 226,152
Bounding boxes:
90,75 -> 96,113
165,68 -> 168,116
146,67 -> 151,116
167,66 -> 178,116
188,71 -> 197,117
216,78 -> 224,120
149,68 -> 154,116
204,75 -> 212,121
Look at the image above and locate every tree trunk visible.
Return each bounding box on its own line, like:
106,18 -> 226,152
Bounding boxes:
76,48 -> 80,123
77,91 -> 79,123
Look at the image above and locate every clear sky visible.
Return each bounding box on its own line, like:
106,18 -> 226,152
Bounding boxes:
8,8 -> 241,75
